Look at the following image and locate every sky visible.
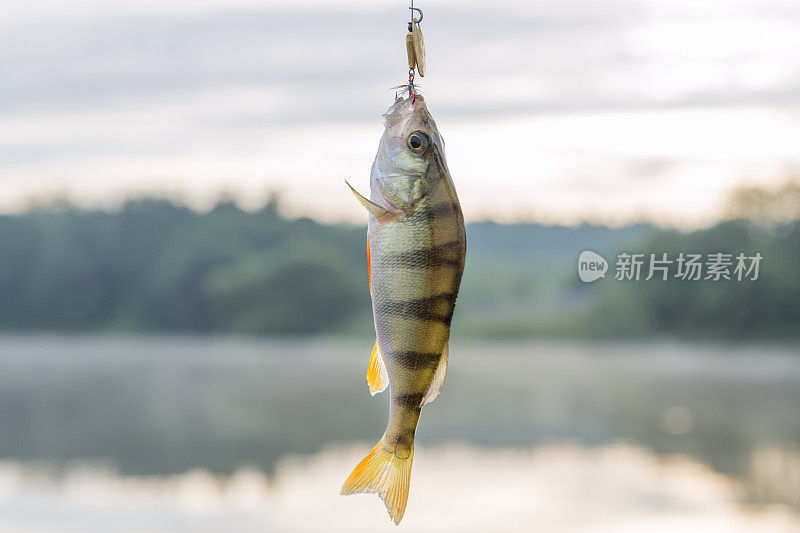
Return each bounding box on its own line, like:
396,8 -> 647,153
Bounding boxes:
2,0 -> 800,227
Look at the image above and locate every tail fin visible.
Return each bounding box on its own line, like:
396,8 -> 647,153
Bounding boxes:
340,438 -> 414,525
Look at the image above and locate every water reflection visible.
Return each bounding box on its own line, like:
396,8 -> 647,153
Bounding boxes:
0,335 -> 798,528
0,443 -> 798,532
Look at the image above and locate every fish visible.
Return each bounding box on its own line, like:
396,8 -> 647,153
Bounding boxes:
341,93 -> 467,525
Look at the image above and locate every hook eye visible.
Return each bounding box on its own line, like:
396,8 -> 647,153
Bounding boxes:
409,7 -> 423,24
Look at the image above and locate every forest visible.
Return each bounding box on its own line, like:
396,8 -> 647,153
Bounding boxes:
0,182 -> 797,340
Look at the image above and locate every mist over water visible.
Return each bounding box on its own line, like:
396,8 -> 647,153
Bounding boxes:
1,443 -> 798,533
0,335 -> 798,530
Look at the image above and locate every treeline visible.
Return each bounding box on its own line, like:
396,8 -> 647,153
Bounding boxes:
0,191 -> 797,340
0,199 -> 367,333
583,180 -> 800,340
586,219 -> 800,340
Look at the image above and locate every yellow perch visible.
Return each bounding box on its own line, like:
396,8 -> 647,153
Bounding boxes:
341,93 -> 466,524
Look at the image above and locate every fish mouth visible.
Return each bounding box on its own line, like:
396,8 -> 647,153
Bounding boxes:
383,94 -> 427,124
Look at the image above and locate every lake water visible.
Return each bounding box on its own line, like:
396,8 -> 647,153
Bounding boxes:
0,335 -> 798,531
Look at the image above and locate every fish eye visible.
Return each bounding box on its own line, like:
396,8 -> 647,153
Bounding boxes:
407,131 -> 430,154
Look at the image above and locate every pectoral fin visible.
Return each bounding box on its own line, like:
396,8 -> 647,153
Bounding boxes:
367,342 -> 389,395
345,180 -> 390,219
421,343 -> 448,406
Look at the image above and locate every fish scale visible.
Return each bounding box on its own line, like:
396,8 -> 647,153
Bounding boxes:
341,93 -> 466,525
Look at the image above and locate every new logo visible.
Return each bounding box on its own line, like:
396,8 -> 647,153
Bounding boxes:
578,250 -> 608,283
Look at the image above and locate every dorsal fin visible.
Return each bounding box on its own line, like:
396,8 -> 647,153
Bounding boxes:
367,240 -> 372,294
421,343 -> 448,406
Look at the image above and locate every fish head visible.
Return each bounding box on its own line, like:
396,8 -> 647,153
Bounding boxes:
372,94 -> 442,213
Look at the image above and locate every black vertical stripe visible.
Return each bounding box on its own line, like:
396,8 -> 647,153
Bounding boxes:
410,202 -> 456,222
377,241 -> 463,269
375,292 -> 458,324
389,350 -> 442,370
393,393 -> 425,410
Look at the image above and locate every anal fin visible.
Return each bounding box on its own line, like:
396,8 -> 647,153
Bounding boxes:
367,342 -> 389,396
421,343 -> 448,406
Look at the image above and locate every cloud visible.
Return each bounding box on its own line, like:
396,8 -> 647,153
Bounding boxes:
5,0 -> 800,115
2,0 -> 800,224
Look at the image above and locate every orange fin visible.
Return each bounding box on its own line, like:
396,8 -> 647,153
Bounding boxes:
367,342 -> 388,395
341,438 -> 414,525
